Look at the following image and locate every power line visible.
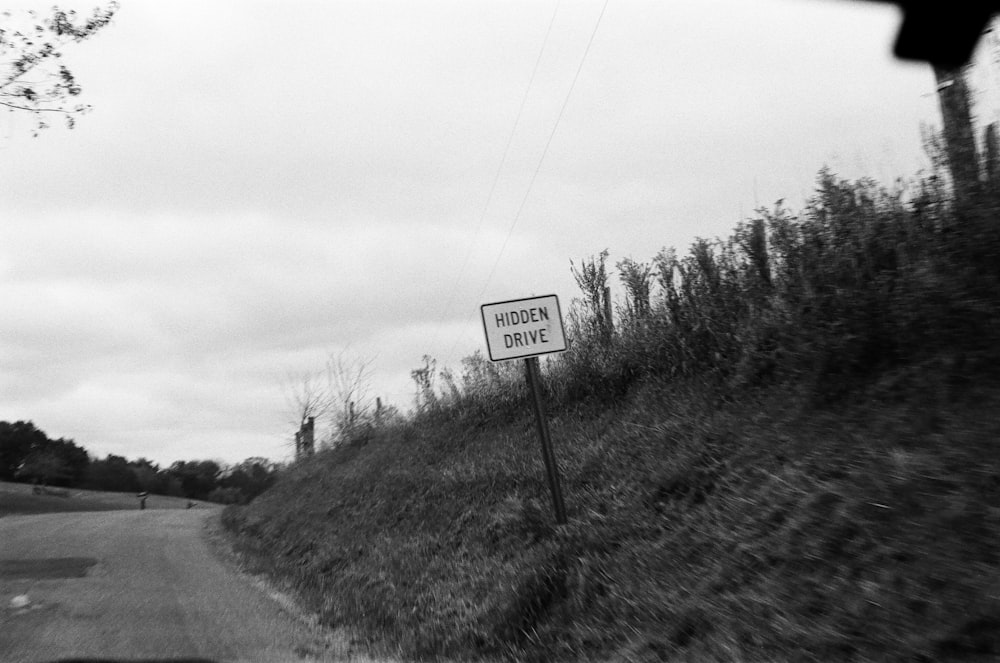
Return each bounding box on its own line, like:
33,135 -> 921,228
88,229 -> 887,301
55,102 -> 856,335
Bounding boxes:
444,0 -> 611,367
428,0 -> 563,353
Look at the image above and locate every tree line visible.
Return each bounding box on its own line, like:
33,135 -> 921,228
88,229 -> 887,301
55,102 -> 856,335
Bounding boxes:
0,420 -> 280,504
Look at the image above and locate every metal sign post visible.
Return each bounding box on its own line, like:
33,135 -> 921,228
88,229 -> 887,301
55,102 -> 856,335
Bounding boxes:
524,356 -> 567,525
481,294 -> 569,525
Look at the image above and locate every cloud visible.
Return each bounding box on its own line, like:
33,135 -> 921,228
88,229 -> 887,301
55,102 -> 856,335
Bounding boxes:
0,0 -> 948,465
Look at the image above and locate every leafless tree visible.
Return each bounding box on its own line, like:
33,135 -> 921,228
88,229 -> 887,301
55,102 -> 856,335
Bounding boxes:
325,350 -> 376,446
282,350 -> 379,452
282,369 -> 330,453
0,3 -> 118,136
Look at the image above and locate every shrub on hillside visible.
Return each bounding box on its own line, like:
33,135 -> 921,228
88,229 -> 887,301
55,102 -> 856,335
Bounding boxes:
553,168 -> 998,408
207,486 -> 246,505
410,161 -> 1000,422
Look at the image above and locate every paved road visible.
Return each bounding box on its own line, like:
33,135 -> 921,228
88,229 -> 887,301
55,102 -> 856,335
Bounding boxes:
0,509 -> 364,663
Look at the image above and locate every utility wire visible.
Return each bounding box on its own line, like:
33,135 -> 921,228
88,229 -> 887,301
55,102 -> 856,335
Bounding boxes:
428,0 -> 563,352
444,0 -> 610,367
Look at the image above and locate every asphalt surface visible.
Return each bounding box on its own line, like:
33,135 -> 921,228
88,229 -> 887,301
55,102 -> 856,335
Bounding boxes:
0,508 -> 366,663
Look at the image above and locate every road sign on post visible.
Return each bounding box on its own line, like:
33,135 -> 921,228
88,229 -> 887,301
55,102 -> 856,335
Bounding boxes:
481,294 -> 568,525
480,294 -> 567,362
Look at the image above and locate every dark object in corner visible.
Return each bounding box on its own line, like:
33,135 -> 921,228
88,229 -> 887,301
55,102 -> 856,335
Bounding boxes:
858,2 -> 997,67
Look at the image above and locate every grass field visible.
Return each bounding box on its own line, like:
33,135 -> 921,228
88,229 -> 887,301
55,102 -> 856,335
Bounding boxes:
0,481 -> 205,517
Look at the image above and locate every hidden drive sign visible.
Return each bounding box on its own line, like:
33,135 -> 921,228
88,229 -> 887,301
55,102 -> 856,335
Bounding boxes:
480,293 -> 569,525
480,294 -> 567,362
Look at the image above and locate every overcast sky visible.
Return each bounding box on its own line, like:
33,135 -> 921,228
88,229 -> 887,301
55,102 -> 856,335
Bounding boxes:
0,0 -> 982,466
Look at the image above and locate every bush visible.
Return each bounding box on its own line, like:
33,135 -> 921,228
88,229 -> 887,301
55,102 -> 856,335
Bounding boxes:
207,486 -> 247,505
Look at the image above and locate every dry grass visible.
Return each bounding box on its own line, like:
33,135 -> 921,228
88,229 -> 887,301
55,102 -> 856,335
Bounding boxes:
223,170 -> 1000,660
223,369 -> 1000,661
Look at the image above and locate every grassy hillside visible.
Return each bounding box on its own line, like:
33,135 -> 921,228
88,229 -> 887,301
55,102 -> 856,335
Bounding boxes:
0,480 -> 203,516
223,366 -> 1000,662
223,166 -> 1000,661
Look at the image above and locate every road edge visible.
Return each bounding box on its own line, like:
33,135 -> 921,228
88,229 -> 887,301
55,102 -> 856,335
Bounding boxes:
199,509 -> 392,662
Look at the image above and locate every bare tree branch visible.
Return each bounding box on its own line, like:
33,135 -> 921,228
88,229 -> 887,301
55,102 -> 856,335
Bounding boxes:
282,369 -> 330,429
0,100 -> 81,113
0,3 -> 117,135
325,350 -> 376,446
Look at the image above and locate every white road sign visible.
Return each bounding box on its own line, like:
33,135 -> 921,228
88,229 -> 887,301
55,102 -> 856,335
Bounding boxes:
480,294 -> 567,362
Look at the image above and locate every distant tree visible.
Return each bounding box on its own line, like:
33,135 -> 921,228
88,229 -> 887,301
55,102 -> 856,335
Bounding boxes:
129,458 -> 167,494
164,475 -> 184,497
219,457 -> 280,503
85,454 -> 139,492
206,486 -> 245,505
7,429 -> 88,487
0,3 -> 118,136
17,448 -> 69,486
168,460 -> 222,501
0,420 -> 48,481
41,437 -> 89,486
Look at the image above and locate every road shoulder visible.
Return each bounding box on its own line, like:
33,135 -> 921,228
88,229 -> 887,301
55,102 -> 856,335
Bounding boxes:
200,509 -> 389,662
